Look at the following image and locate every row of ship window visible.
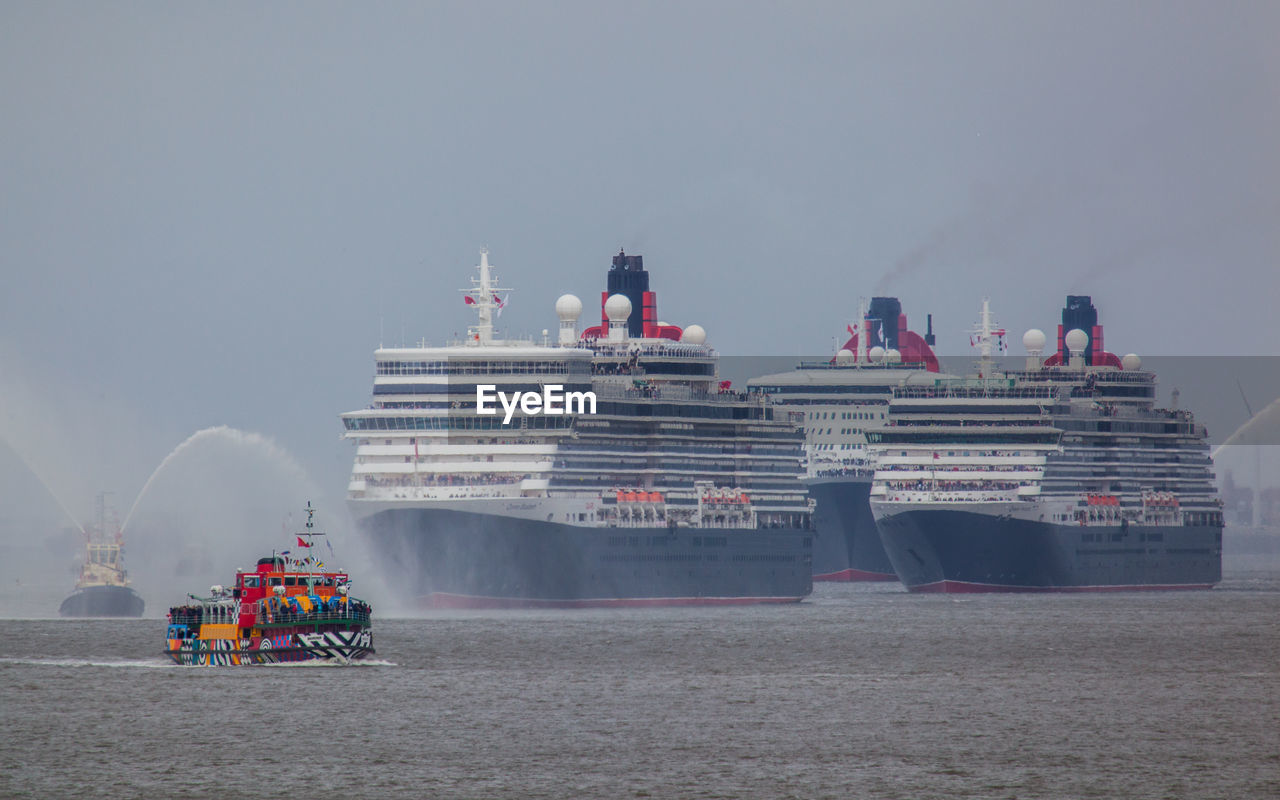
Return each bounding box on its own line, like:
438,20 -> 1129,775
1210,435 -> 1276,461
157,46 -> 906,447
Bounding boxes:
877,464 -> 1041,472
870,433 -> 1060,445
373,383 -> 590,396
554,458 -> 797,470
884,450 -> 1037,458
755,385 -> 894,395
345,416 -> 575,431
356,438 -> 801,458
377,360 -> 591,376
384,458 -> 798,476
805,427 -> 870,438
548,477 -> 803,493
807,410 -> 884,420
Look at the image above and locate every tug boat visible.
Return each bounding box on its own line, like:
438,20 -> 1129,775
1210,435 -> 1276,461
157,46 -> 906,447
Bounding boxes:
163,505 -> 374,665
59,494 -> 145,617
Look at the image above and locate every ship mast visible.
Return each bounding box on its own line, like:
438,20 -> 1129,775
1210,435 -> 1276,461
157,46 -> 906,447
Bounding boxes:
295,500 -> 327,589
461,248 -> 512,345
968,297 -> 1006,378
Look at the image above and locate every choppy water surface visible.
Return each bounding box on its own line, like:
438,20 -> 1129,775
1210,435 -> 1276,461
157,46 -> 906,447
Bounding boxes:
2,576 -> 1278,799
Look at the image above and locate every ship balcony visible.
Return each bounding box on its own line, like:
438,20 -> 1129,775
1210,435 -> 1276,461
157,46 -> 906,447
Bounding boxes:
876,488 -> 1025,504
362,482 -> 526,502
877,454 -> 1045,467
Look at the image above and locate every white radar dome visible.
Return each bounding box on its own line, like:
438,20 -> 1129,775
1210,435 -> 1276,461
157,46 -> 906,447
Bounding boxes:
868,345 -> 886,363
555,293 -> 583,320
835,349 -> 854,364
604,293 -> 632,322
1022,328 -> 1047,353
1065,328 -> 1089,353
1122,353 -> 1142,371
681,324 -> 707,345
885,348 -> 901,363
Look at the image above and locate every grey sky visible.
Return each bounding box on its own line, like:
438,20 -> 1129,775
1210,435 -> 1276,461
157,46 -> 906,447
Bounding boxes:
2,1 -> 1278,535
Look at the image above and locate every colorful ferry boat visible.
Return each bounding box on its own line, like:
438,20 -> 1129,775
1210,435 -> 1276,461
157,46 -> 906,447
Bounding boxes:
163,506 -> 373,665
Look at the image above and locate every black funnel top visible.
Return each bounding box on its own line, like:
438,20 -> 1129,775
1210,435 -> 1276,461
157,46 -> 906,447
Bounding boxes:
1063,295 -> 1098,333
607,249 -> 648,337
1062,295 -> 1098,365
867,297 -> 902,350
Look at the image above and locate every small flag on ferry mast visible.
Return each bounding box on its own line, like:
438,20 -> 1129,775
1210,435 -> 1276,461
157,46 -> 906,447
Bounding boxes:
297,536 -> 313,548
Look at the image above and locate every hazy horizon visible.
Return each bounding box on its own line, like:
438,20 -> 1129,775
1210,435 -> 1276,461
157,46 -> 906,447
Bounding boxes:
3,2 -> 1278,610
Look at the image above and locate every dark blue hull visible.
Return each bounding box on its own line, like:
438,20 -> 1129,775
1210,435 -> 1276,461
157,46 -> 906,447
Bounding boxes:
875,508 -> 1222,592
805,476 -> 897,581
358,507 -> 813,607
58,585 -> 145,617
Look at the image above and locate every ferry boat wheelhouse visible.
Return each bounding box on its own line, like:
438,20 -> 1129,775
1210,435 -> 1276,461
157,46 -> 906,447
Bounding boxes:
342,249 -> 813,608
868,297 -> 1223,592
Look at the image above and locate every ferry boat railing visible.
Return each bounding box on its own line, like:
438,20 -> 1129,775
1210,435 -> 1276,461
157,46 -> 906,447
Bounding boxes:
255,599 -> 372,626
167,600 -> 372,627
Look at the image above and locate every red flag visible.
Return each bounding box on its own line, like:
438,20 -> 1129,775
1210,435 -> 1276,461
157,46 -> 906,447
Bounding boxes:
463,296 -> 476,305
297,536 -> 313,548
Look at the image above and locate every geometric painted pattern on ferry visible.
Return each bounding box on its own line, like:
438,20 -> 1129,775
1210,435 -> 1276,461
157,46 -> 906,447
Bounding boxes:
166,629 -> 372,666
172,639 -> 242,666
297,630 -> 374,661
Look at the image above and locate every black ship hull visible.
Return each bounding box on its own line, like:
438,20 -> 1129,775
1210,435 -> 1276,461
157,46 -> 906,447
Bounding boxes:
875,507 -> 1222,592
358,507 -> 813,608
58,585 -> 145,617
805,476 -> 897,581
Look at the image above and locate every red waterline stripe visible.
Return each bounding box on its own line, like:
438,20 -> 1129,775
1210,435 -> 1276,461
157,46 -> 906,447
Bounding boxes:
813,568 -> 899,583
425,592 -> 805,609
910,580 -> 1217,594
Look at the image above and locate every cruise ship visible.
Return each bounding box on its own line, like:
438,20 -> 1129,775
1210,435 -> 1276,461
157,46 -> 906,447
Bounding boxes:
341,250 -> 813,608
749,298 -> 946,581
868,297 -> 1223,592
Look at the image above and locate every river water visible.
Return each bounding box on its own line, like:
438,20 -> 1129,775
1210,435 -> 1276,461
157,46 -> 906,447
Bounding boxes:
2,575 -> 1277,799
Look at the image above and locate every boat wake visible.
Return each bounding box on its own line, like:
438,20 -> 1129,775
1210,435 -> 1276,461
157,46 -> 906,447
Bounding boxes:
257,657 -> 396,668
0,657 -> 177,669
